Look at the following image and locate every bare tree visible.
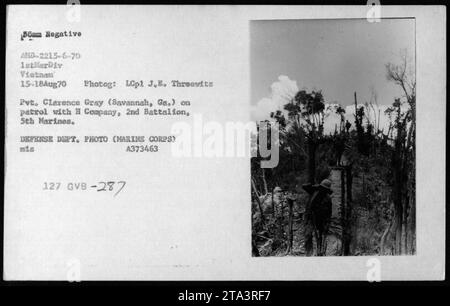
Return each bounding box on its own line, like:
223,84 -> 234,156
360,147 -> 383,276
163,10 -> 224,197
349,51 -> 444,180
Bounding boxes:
385,51 -> 416,255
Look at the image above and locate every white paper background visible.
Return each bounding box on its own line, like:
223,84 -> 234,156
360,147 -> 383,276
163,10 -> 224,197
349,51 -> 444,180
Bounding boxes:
4,5 -> 446,280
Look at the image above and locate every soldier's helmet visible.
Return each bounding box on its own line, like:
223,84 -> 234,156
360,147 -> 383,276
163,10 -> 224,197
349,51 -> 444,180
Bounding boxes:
319,179 -> 333,194
273,186 -> 282,193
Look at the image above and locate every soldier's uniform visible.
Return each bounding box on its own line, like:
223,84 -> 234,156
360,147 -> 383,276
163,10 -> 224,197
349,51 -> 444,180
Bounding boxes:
303,179 -> 333,256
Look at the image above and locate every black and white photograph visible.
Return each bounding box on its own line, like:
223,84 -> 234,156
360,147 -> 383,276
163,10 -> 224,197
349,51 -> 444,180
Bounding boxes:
2,3 -> 446,290
251,18 -> 416,257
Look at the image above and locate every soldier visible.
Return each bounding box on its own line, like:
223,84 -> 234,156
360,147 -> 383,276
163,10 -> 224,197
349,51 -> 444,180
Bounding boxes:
302,179 -> 333,256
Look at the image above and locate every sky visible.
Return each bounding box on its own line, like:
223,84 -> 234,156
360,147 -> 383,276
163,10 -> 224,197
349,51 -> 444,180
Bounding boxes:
250,18 -> 415,133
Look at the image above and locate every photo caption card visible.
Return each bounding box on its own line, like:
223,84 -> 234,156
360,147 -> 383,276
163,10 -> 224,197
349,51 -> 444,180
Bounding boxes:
4,5 -> 446,281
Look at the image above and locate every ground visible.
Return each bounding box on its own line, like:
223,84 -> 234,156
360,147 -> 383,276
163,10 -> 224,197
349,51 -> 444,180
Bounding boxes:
252,175 -> 394,257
